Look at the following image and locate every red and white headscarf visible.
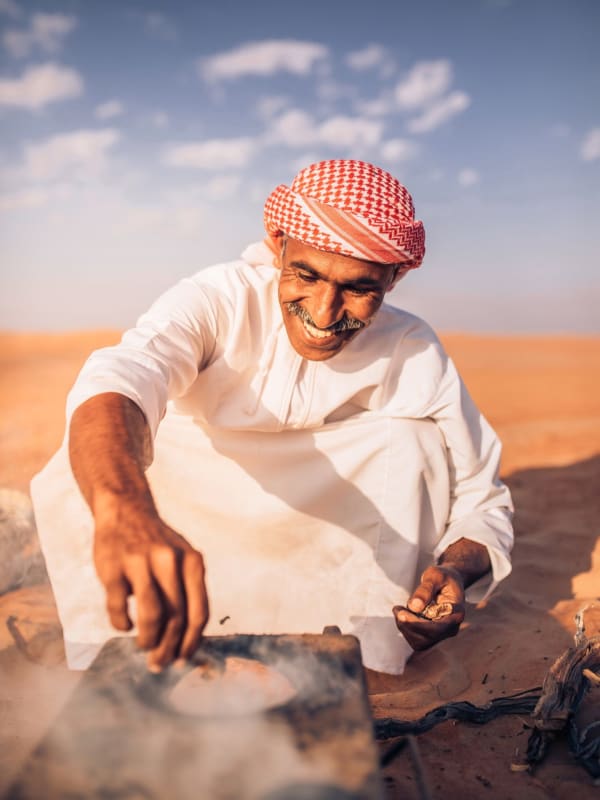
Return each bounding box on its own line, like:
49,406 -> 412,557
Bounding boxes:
264,159 -> 425,269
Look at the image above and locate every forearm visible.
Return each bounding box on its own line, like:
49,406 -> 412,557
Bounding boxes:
69,392 -> 156,522
437,537 -> 491,589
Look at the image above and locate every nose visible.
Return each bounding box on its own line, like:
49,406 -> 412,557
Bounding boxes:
309,283 -> 344,329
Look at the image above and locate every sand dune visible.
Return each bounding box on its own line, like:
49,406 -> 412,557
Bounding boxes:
1,331 -> 599,798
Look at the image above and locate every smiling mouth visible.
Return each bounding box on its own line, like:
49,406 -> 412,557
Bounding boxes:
301,318 -> 336,339
286,302 -> 364,342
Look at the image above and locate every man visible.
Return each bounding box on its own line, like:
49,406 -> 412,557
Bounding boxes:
31,159 -> 513,675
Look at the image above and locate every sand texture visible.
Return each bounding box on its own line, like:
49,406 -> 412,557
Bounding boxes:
1,331 -> 599,799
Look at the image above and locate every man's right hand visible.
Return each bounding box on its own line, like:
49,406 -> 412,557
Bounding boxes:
69,393 -> 209,672
94,505 -> 209,671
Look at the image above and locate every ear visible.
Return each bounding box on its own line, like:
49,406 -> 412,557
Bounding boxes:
386,265 -> 410,292
273,234 -> 287,269
264,233 -> 285,268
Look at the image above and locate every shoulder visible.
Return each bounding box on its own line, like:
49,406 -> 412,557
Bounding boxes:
364,304 -> 451,410
142,254 -> 278,326
373,303 -> 441,347
187,258 -> 277,297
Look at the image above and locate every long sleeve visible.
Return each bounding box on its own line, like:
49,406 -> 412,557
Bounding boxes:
425,352 -> 514,601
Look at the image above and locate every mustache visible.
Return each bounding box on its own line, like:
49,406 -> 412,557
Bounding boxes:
286,302 -> 365,332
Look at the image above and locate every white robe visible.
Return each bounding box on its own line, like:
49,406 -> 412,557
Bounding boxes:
31,242 -> 513,673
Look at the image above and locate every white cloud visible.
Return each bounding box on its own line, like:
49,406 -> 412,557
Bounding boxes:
267,109 -> 316,147
204,174 -> 242,198
257,95 -> 289,120
141,12 -> 176,40
0,187 -> 47,212
0,62 -> 83,110
0,0 -> 20,18
380,138 -> 419,162
346,43 -> 388,71
458,168 -> 480,186
164,138 -> 256,169
3,12 -> 76,58
318,116 -> 382,148
95,99 -> 124,120
22,128 -> 120,182
267,109 -> 383,151
395,60 -> 453,110
580,128 -> 600,161
316,78 -> 357,103
149,110 -> 169,129
356,92 -> 394,117
199,40 -> 328,82
407,91 -> 471,133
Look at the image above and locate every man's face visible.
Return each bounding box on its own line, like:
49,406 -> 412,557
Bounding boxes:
277,237 -> 396,362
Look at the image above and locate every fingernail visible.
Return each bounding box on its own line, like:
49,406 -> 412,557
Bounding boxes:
173,658 -> 187,670
408,599 -> 425,612
147,661 -> 163,674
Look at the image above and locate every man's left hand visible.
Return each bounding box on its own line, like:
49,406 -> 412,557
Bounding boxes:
393,565 -> 465,651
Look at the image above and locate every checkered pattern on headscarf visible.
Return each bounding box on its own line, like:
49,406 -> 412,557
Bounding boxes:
264,160 -> 425,268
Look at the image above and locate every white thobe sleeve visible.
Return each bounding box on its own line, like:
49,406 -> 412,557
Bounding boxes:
66,277 -> 221,442
425,352 -> 514,602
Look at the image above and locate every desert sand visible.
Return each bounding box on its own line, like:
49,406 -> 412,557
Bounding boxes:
1,330 -> 599,799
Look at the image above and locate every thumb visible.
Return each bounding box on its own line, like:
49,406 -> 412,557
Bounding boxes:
407,568 -> 441,613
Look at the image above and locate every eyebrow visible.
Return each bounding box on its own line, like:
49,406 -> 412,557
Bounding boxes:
289,260 -> 383,288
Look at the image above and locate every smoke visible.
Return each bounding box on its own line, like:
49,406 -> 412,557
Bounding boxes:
7,635 -> 381,799
0,489 -> 48,594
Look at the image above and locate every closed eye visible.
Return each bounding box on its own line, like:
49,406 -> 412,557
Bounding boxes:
344,284 -> 380,296
297,271 -> 319,283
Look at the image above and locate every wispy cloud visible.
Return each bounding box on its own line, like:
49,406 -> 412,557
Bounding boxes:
266,109 -> 315,147
2,12 -> 77,58
0,62 -> 83,109
204,174 -> 242,198
22,128 -> 120,182
346,43 -> 391,73
0,187 -> 47,212
0,0 -> 20,18
164,138 -> 256,169
458,167 -> 480,186
257,95 -> 289,120
407,91 -> 471,133
355,91 -> 394,117
150,110 -> 169,129
380,138 -> 419,162
199,40 -> 328,82
94,99 -> 124,120
141,11 -> 176,40
395,60 -> 453,110
267,109 -> 382,151
351,57 -> 469,132
580,128 -> 600,161
318,115 -> 383,149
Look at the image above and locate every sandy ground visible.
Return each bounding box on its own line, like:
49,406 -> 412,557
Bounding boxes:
1,330 -> 599,798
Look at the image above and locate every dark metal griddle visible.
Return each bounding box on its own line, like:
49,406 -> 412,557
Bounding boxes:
7,633 -> 383,799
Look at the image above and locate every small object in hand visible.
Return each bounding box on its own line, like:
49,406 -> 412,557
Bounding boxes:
420,601 -> 454,621
395,601 -> 454,622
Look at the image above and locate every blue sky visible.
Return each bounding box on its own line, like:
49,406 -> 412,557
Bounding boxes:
1,0 -> 598,332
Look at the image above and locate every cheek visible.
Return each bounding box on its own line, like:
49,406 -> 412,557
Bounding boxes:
347,295 -> 384,322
